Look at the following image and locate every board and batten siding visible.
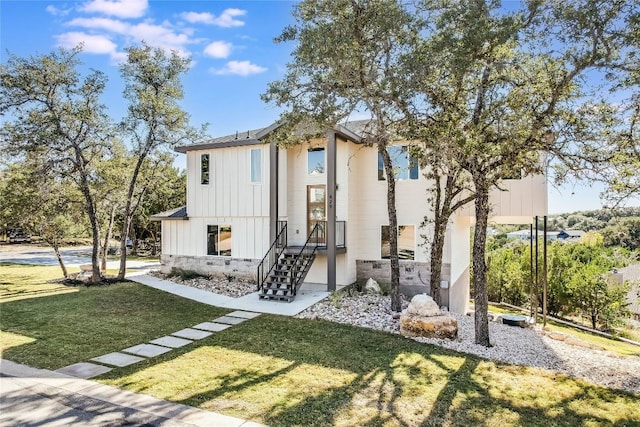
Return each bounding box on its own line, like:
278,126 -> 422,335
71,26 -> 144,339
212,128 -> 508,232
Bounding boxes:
346,143 -> 432,263
162,144 -> 270,259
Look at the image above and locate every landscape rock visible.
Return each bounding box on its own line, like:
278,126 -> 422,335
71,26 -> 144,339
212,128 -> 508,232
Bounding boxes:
406,294 -> 441,317
364,278 -> 381,294
400,314 -> 458,339
399,294 -> 458,339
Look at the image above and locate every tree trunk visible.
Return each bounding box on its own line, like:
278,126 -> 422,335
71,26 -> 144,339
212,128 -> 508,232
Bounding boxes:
430,221 -> 446,306
87,202 -> 102,283
76,166 -> 101,283
101,204 -> 117,273
378,143 -> 401,312
472,178 -> 491,347
52,243 -> 68,278
118,154 -> 148,279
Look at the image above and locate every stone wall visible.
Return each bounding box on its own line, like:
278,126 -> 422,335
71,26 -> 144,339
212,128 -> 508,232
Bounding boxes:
160,254 -> 259,281
356,259 -> 451,299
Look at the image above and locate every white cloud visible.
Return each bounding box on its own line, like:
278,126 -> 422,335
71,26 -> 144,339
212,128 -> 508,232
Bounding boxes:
67,17 -> 130,33
79,0 -> 148,19
67,17 -> 192,55
211,60 -> 267,76
181,8 -> 246,28
46,5 -> 71,16
55,31 -> 120,56
128,22 -> 191,53
203,41 -> 232,58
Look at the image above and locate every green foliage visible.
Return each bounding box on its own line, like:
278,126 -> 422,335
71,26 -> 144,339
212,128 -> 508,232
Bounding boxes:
601,217 -> 640,250
568,264 -> 630,330
487,241 -> 634,330
262,0 -> 419,312
0,46 -> 113,282
117,42 -> 202,277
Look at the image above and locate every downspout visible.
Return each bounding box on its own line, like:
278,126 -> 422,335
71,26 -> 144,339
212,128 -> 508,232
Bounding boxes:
269,139 -> 279,245
327,130 -> 337,291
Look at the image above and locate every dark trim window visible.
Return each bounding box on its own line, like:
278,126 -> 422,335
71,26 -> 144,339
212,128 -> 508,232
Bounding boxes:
207,225 -> 232,256
381,225 -> 415,260
250,148 -> 261,183
201,154 -> 210,184
378,146 -> 419,181
308,147 -> 325,174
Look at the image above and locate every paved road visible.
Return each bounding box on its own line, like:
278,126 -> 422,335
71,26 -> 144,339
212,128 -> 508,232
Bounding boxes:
0,244 -> 159,271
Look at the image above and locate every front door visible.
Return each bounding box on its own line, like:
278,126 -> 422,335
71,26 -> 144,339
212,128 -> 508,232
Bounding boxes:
307,185 -> 326,245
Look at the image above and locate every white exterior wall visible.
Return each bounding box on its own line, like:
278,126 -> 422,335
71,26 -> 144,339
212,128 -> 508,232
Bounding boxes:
345,143 -> 432,263
284,138 -> 353,285
161,131 -> 547,312
163,143 -> 270,259
457,174 -> 548,224
161,214 -> 269,259
446,217 -> 471,314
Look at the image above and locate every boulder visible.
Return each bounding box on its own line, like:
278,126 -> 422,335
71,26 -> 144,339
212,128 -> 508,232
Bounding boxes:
406,294 -> 441,317
399,294 -> 458,339
400,314 -> 458,339
364,278 -> 381,294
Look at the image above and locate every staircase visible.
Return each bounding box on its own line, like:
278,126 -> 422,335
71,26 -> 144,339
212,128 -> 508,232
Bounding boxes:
259,249 -> 316,302
257,223 -> 320,302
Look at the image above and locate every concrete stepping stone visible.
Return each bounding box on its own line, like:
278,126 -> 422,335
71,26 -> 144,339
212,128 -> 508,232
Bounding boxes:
91,352 -> 146,367
227,310 -> 261,319
192,322 -> 231,332
149,336 -> 193,348
55,362 -> 112,379
122,343 -> 172,358
171,328 -> 212,340
213,316 -> 247,325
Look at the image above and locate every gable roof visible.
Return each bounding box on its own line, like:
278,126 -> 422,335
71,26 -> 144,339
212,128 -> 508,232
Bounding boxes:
150,206 -> 188,221
175,129 -> 265,153
176,119 -> 369,153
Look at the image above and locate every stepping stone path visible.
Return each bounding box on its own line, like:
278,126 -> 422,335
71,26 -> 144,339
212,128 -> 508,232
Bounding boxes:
192,322 -> 231,332
55,362 -> 112,379
56,310 -> 261,379
122,343 -> 172,358
149,336 -> 192,348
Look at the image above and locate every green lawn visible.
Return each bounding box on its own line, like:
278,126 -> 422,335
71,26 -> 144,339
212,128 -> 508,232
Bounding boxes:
1,264 -> 227,368
2,264 -> 639,426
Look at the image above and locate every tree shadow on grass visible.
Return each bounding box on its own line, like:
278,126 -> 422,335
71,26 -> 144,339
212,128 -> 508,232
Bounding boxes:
156,317 -> 640,426
4,291 -> 639,426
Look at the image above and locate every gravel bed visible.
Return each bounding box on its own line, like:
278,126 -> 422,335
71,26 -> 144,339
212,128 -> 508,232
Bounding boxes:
150,272 -> 256,298
296,292 -> 640,395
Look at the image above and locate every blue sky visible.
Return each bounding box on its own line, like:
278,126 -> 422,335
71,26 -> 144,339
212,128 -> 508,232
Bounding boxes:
0,0 -> 628,214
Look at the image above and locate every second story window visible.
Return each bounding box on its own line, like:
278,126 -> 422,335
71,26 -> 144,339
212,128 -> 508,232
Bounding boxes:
201,154 -> 209,185
250,148 -> 261,183
308,147 -> 325,175
378,146 -> 419,181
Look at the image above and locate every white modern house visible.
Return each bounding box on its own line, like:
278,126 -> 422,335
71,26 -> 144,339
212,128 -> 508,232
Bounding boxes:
153,121 -> 547,313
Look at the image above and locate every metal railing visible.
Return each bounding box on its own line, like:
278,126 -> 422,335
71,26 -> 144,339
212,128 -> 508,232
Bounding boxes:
307,220 -> 346,247
256,221 -> 287,291
289,223 -> 321,295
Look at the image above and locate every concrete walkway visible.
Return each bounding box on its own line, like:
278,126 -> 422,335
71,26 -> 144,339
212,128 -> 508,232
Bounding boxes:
129,274 -> 331,316
0,360 -> 266,427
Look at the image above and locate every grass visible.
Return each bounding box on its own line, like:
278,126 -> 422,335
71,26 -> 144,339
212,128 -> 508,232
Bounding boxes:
1,264 -> 228,369
0,263 -> 79,302
1,265 -> 639,426
488,303 -> 640,357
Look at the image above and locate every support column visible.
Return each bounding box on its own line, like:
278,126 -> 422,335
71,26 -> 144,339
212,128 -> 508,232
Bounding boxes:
269,140 -> 278,244
327,130 -> 337,291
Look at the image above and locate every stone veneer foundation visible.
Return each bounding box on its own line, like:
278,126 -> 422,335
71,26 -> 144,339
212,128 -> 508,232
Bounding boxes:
356,259 -> 452,301
160,254 -> 259,280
